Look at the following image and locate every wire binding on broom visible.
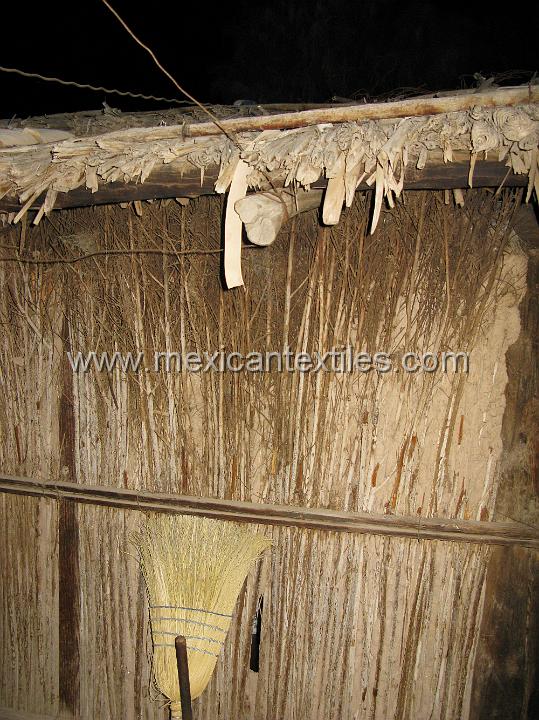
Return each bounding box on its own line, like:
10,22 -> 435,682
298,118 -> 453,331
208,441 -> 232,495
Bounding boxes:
153,643 -> 220,657
150,616 -> 229,634
153,632 -> 222,643
150,604 -> 234,618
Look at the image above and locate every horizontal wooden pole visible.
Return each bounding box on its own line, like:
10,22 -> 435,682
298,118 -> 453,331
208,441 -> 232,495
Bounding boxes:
1,474 -> 537,549
0,154 -> 527,214
186,86 -> 539,137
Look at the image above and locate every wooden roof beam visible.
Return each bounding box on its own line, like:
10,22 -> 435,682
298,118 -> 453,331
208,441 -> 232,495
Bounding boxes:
0,153 -> 528,214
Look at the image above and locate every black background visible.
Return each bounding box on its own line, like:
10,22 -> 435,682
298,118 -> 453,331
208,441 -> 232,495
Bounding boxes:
1,1 -> 538,118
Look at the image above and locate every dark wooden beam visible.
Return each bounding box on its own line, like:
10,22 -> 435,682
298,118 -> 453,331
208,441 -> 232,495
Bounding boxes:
57,316 -> 80,719
0,474 -> 538,549
0,154 -> 527,214
0,167 -> 220,213
471,546 -> 539,719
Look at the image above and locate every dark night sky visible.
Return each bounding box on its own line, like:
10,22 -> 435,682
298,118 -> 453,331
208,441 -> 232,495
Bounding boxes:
1,0 -> 538,118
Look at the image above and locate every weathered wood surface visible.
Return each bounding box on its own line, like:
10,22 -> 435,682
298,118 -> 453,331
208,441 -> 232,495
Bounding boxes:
236,189 -> 324,247
184,86 -> 539,136
1,474 -> 538,549
0,167 -> 219,212
0,153 -> 528,214
0,103 -> 364,136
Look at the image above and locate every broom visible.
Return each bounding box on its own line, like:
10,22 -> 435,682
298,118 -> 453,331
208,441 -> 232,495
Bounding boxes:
133,513 -> 271,717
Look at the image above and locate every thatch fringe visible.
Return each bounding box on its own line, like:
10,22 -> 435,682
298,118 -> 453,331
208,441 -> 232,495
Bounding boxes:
0,98 -> 537,234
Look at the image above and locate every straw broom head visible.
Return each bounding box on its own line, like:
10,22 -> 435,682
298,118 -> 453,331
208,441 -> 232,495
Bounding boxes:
133,513 -> 271,716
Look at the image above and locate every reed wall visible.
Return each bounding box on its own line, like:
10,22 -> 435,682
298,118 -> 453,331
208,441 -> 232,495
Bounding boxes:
0,190 -> 533,719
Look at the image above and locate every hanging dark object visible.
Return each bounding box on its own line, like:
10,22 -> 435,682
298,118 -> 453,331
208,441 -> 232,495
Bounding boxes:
250,596 -> 264,672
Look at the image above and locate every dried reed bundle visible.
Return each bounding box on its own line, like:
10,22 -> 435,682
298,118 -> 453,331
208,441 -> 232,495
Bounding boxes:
133,513 -> 271,717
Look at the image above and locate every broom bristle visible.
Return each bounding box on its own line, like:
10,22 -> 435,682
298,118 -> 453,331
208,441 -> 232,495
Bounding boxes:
133,513 -> 271,715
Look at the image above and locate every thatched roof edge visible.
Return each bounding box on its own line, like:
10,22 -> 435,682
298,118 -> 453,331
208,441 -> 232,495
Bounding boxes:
0,85 -> 538,231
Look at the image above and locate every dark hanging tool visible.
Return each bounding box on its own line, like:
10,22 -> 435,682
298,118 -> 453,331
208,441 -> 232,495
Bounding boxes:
249,595 -> 264,672
175,635 -> 193,720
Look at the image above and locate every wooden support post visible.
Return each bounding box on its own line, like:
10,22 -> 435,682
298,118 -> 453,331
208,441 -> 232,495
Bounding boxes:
57,315 -> 80,718
175,636 -> 193,720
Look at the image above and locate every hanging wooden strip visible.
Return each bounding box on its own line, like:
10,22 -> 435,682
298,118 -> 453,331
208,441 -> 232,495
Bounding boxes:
224,159 -> 250,288
322,154 -> 346,225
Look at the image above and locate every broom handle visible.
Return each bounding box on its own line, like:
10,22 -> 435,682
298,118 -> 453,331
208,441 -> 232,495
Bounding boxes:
175,635 -> 193,720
